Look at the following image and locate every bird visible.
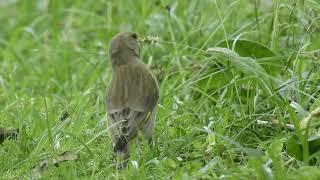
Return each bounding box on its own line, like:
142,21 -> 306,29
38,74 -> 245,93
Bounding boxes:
106,32 -> 159,169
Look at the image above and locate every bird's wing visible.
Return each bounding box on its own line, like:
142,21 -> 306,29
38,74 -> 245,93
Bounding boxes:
107,108 -> 153,141
106,62 -> 159,114
106,62 -> 159,150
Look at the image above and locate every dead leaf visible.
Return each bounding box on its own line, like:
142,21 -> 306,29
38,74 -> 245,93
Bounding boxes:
300,107 -> 320,130
39,151 -> 78,170
0,127 -> 19,144
60,111 -> 69,122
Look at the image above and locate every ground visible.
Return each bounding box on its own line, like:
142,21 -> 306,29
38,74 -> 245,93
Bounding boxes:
0,0 -> 320,179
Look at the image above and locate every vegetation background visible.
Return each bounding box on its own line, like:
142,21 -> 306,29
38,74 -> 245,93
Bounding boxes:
0,0 -> 320,179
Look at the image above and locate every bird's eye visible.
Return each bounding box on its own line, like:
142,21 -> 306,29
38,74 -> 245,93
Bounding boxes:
131,33 -> 138,39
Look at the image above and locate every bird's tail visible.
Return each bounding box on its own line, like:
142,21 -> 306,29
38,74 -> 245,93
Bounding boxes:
113,135 -> 128,154
113,134 -> 130,169
113,116 -> 130,155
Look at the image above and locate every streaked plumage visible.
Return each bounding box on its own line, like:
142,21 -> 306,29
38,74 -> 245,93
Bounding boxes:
106,32 -> 159,169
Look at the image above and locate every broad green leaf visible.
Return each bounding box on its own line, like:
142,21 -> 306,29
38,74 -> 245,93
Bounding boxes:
217,39 -> 276,58
308,135 -> 320,154
286,134 -> 320,160
286,135 -> 303,160
217,39 -> 284,75
290,101 -> 310,118
206,47 -> 275,96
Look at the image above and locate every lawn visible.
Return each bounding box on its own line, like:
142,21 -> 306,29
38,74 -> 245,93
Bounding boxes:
0,0 -> 320,179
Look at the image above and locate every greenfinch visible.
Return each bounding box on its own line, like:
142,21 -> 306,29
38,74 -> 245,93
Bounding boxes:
106,32 -> 159,169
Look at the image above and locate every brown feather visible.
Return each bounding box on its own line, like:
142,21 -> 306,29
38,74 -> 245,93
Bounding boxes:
107,62 -> 158,113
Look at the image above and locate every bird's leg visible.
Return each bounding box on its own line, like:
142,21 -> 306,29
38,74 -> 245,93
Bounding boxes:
116,149 -> 129,170
141,116 -> 156,148
147,136 -> 155,149
113,135 -> 130,169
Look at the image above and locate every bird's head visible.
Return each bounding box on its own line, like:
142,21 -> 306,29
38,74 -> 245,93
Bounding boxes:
109,32 -> 140,61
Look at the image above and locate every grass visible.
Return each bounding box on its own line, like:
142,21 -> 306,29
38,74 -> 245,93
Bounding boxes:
0,0 -> 320,179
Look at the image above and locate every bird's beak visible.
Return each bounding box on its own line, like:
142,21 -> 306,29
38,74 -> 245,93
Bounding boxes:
138,36 -> 159,45
138,38 -> 144,42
